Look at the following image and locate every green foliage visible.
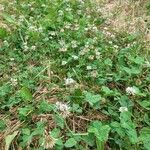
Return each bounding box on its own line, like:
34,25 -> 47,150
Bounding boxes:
0,120 -> 6,131
0,0 -> 149,149
84,91 -> 101,107
139,127 -> 150,150
64,138 -> 77,148
20,87 -> 32,101
88,121 -> 110,150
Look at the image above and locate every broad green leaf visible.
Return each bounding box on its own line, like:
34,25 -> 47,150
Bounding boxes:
82,133 -> 95,146
18,106 -> 33,118
139,127 -> 150,150
128,56 -> 144,65
139,127 -> 150,142
120,112 -> 137,144
88,121 -> 110,142
20,87 -> 32,101
104,58 -> 112,67
64,138 -> 77,148
84,91 -> 101,106
32,121 -> 45,136
0,27 -> 7,39
110,121 -> 125,137
0,120 -> 6,131
5,131 -> 18,150
51,128 -> 61,138
101,86 -> 113,96
138,100 -> 150,110
39,100 -> 54,112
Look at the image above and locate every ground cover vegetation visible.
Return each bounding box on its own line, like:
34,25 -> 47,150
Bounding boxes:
0,0 -> 150,149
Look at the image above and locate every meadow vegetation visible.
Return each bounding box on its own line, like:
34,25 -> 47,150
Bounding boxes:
0,0 -> 150,149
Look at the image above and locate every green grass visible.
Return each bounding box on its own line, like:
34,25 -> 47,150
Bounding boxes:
0,0 -> 150,150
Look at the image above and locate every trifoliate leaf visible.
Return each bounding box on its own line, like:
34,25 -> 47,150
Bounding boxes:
65,138 -> 77,148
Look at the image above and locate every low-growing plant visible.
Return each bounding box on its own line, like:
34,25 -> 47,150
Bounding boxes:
0,0 -> 149,149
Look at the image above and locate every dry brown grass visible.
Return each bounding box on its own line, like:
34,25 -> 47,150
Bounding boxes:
95,0 -> 150,41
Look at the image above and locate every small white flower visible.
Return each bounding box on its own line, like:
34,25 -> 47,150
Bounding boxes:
38,27 -> 43,32
3,40 -> 9,47
88,55 -> 94,60
0,4 -> 4,11
66,8 -> 72,12
10,78 -> 18,86
71,40 -> 78,48
60,28 -> 64,32
109,41 -> 113,44
114,45 -> 119,49
58,10 -> 64,16
29,25 -> 36,31
144,61 -> 150,68
91,70 -> 98,78
65,78 -> 76,86
56,102 -> 70,117
64,23 -> 71,29
86,66 -> 92,70
49,31 -> 56,36
41,4 -> 46,7
92,26 -> 98,32
31,45 -> 36,50
72,55 -> 78,60
61,61 -> 67,65
126,87 -> 136,95
10,58 -> 15,61
119,107 -> 128,112
59,47 -> 67,52
19,15 -> 24,22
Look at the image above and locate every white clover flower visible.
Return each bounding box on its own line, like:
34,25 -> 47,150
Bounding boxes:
144,61 -> 150,68
126,87 -> 136,95
65,77 -> 76,86
74,24 -> 79,31
31,45 -> 36,50
66,8 -> 72,12
29,25 -> 36,31
114,45 -> 119,49
59,47 -> 67,52
71,40 -> 78,48
64,23 -> 71,29
92,26 -> 98,32
72,55 -> 78,60
91,70 -> 98,78
119,107 -> 128,112
3,40 -> 9,47
58,10 -> 64,16
88,55 -> 94,60
10,78 -> 18,86
41,4 -> 46,7
10,58 -> 15,61
38,27 -> 43,32
0,4 -> 4,11
56,102 -> 70,117
23,42 -> 29,51
19,15 -> 24,22
49,31 -> 56,36
60,28 -> 65,32
61,61 -> 67,66
86,66 -> 92,70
